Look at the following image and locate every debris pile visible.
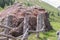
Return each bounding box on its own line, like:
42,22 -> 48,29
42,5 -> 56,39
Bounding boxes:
0,3 -> 53,37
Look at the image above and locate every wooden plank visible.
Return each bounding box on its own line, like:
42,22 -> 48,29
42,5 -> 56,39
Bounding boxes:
22,14 -> 29,40
0,24 -> 12,30
9,21 -> 24,35
23,14 -> 29,33
41,14 -> 45,32
3,17 -> 11,40
21,28 -> 29,40
0,33 -> 15,39
0,37 -> 8,40
31,29 -> 44,33
36,14 -> 42,38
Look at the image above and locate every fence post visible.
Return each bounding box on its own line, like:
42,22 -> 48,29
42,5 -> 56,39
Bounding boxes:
4,15 -> 16,40
41,14 -> 45,32
36,14 -> 42,38
22,13 -> 29,40
3,16 -> 11,40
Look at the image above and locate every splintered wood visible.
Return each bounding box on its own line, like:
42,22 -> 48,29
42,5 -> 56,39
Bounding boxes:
0,37 -> 8,40
0,3 -> 52,40
22,14 -> 29,40
36,14 -> 42,38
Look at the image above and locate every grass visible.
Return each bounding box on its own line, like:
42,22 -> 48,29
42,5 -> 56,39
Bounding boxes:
50,22 -> 60,31
28,22 -> 60,40
0,6 -> 8,12
0,7 -> 3,11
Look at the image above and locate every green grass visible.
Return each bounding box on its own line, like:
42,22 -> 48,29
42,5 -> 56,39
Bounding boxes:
28,31 -> 57,40
28,22 -> 60,40
51,22 -> 60,31
0,7 -> 3,11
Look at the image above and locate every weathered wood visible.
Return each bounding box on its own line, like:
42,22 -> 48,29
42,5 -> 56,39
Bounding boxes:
0,33 -> 16,39
41,14 -> 45,32
0,5 -> 53,40
23,14 -> 29,33
9,21 -> 23,37
22,14 -> 29,40
29,30 -> 43,33
9,21 -> 23,33
36,13 -> 42,38
0,37 -> 8,40
21,28 -> 29,40
5,17 -> 11,40
0,24 -> 12,30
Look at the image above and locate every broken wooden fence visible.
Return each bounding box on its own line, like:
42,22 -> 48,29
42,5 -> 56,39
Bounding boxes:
0,12 -> 45,40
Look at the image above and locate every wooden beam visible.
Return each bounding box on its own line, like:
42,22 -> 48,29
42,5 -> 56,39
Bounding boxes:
0,24 -> 12,30
29,29 -> 43,33
0,37 -> 8,40
9,21 -> 24,34
36,14 -> 41,38
41,14 -> 45,32
0,33 -> 16,39
21,28 -> 29,40
21,14 -> 29,40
